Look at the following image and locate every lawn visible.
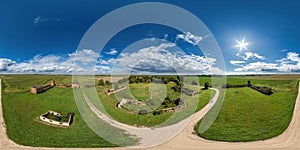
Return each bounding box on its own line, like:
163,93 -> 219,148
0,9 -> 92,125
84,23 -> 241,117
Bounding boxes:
96,81 -> 214,127
128,83 -> 150,101
1,75 -> 119,147
195,77 -> 298,142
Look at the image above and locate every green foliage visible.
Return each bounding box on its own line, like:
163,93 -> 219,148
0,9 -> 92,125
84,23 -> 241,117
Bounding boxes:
204,82 -> 209,89
105,80 -> 111,85
129,76 -> 137,83
153,109 -> 164,115
250,85 -> 273,95
98,79 -> 105,86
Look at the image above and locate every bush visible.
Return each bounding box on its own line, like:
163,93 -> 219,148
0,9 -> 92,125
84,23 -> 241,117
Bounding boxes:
222,84 -> 247,88
204,82 -> 209,89
105,80 -> 111,85
250,85 -> 273,95
98,79 -> 105,86
174,98 -> 184,106
171,86 -> 180,92
153,110 -> 164,115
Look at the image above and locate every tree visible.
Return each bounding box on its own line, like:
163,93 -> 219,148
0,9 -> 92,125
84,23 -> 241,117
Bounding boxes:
105,80 -> 111,85
129,76 -> 137,83
247,80 -> 251,87
98,79 -> 105,86
204,82 -> 209,89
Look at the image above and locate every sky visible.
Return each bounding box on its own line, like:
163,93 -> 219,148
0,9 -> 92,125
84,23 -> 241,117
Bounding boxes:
1,0 -> 300,74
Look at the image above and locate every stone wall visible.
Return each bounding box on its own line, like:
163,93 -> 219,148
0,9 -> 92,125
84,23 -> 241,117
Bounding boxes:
39,110 -> 72,127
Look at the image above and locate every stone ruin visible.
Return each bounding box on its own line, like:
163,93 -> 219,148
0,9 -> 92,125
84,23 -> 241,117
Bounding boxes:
30,80 -> 55,94
40,110 -> 73,127
30,80 -> 80,94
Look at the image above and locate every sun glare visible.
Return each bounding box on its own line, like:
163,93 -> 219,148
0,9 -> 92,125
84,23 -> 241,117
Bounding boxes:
235,38 -> 249,51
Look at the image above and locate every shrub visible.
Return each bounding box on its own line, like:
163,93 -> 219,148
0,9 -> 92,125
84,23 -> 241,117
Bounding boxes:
105,80 -> 111,85
250,85 -> 273,95
98,79 -> 105,86
222,84 -> 248,88
153,110 -> 164,115
204,82 -> 209,89
171,86 -> 180,92
174,98 -> 184,106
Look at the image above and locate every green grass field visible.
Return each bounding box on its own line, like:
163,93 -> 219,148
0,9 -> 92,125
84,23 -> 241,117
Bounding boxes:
195,77 -> 298,142
1,75 -> 116,147
3,74 -> 297,146
96,82 -> 213,127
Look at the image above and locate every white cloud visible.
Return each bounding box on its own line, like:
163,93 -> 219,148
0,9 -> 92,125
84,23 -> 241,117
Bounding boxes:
109,42 -> 223,74
234,62 -> 278,72
176,32 -> 206,45
33,16 -> 49,25
233,52 -> 300,73
230,60 -> 246,66
280,49 -> 288,52
237,51 -> 265,60
33,16 -> 62,26
0,58 -> 15,71
163,34 -> 168,40
286,52 -> 300,62
106,48 -> 118,55
0,49 -> 102,74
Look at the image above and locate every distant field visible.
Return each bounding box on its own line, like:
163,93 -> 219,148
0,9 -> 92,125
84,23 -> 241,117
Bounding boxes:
1,75 -> 116,147
195,76 -> 299,142
2,75 -> 71,93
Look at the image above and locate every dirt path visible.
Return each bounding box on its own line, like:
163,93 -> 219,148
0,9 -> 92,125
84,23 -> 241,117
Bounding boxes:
0,79 -> 17,148
82,88 -> 219,148
1,82 -> 300,149
152,83 -> 300,150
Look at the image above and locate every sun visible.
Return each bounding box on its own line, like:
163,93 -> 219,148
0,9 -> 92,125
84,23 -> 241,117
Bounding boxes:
234,38 -> 249,51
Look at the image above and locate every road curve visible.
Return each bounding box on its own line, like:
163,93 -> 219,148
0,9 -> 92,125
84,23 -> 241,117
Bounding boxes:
81,87 -> 220,148
153,82 -> 300,150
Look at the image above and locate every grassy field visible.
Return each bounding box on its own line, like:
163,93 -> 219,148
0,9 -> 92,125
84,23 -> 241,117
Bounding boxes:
97,82 -> 213,127
1,75 -> 117,147
128,83 -> 151,101
2,74 -> 71,93
4,74 -> 294,145
195,77 -> 299,142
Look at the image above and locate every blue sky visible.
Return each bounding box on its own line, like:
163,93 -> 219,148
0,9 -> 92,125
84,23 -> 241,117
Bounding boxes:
1,0 -> 300,74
